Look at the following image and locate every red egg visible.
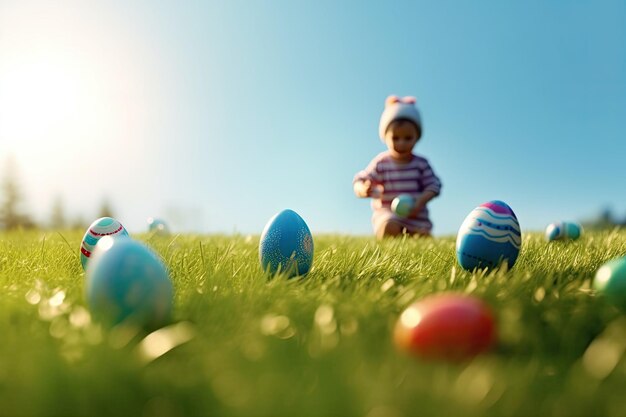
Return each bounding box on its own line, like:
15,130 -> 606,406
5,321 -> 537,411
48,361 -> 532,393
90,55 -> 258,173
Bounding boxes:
394,294 -> 496,360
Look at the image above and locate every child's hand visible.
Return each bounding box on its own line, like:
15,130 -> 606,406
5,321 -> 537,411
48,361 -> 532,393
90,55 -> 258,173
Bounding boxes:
408,191 -> 437,219
408,201 -> 426,219
354,180 -> 381,198
354,180 -> 372,198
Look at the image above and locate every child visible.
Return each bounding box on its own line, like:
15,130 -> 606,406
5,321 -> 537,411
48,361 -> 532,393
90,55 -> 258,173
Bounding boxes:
353,96 -> 442,239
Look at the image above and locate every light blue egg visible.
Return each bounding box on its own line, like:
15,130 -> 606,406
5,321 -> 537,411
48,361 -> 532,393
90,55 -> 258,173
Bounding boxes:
545,222 -> 564,241
86,237 -> 173,328
594,257 -> 626,310
545,221 -> 582,241
259,209 -> 314,278
391,194 -> 414,217
80,217 -> 130,270
147,217 -> 170,236
564,222 -> 582,240
456,201 -> 522,270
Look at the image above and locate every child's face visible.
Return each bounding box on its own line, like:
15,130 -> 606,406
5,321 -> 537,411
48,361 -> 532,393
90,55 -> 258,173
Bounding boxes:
384,120 -> 419,158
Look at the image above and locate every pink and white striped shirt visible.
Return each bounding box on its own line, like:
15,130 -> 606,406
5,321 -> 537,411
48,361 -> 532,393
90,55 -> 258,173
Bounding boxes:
354,151 -> 442,211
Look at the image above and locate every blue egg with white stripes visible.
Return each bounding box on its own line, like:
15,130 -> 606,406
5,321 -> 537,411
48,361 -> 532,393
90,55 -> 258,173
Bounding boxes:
456,200 -> 522,271
259,209 -> 314,278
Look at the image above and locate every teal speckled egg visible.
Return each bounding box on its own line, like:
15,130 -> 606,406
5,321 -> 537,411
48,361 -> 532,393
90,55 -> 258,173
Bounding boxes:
86,237 -> 173,328
259,209 -> 314,278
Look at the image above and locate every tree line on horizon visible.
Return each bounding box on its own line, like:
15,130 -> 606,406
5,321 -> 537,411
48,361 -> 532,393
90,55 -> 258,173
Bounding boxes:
581,207 -> 626,231
0,157 -> 624,232
0,157 -> 115,231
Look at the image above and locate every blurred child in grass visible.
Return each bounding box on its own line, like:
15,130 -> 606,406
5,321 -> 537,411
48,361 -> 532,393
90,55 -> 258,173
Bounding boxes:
353,96 -> 442,239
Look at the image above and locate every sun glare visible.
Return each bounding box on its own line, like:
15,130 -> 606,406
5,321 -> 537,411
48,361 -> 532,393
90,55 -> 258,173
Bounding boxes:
0,51 -> 84,154
0,2 -> 166,217
0,4 -> 117,167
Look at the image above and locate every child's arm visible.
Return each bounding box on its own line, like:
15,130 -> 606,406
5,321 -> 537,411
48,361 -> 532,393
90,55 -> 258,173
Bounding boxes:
354,179 -> 378,198
409,160 -> 441,218
353,157 -> 384,198
409,190 -> 437,218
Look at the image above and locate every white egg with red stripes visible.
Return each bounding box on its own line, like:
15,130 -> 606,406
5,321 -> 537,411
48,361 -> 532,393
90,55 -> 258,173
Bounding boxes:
80,217 -> 130,270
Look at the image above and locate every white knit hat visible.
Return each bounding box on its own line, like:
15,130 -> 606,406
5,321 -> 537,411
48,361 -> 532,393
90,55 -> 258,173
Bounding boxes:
378,95 -> 422,141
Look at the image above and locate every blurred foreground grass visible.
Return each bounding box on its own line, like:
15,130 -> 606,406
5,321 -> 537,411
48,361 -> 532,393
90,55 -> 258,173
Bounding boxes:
0,230 -> 626,417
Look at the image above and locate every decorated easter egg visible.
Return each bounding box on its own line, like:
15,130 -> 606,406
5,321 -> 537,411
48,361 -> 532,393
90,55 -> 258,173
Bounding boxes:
391,194 -> 414,217
86,237 -> 173,328
394,294 -> 496,360
259,209 -> 314,278
80,217 -> 129,270
545,221 -> 582,241
147,217 -> 170,236
594,257 -> 626,310
456,200 -> 521,271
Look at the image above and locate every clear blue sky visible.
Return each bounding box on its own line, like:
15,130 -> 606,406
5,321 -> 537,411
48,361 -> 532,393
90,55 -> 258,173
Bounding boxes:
1,0 -> 625,235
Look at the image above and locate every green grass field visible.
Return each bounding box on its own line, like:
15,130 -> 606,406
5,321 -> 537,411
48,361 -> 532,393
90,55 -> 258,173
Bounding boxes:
1,230 -> 626,417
